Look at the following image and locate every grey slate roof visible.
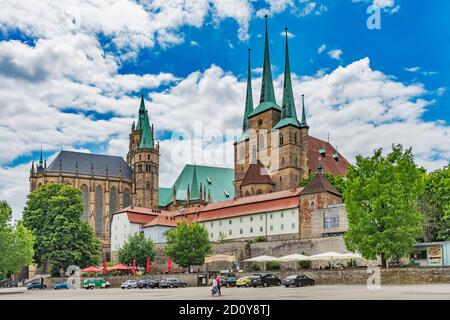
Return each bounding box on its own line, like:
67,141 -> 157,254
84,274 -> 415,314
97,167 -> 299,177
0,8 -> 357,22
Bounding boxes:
47,151 -> 132,179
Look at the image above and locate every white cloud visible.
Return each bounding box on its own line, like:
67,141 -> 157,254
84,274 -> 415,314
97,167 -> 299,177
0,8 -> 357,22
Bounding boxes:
190,40 -> 200,47
280,31 -> 295,38
353,0 -> 400,14
328,49 -> 343,60
0,0 -> 253,53
256,0 -> 326,18
317,44 -> 327,54
405,67 -> 420,73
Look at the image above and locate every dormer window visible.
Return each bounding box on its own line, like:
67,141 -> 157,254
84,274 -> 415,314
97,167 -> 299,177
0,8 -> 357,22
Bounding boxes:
333,152 -> 339,162
319,148 -> 326,157
206,176 -> 212,184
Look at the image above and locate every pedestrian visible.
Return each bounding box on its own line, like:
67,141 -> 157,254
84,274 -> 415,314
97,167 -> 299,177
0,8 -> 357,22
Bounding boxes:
216,274 -> 221,296
211,276 -> 218,296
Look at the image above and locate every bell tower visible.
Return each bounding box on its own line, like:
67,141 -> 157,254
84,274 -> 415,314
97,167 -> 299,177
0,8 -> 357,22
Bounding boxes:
127,93 -> 159,208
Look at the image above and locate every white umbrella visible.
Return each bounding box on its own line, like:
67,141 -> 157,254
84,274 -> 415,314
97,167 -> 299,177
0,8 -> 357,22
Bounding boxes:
244,255 -> 277,262
308,251 -> 346,261
244,255 -> 277,272
276,254 -> 311,262
339,252 -> 364,260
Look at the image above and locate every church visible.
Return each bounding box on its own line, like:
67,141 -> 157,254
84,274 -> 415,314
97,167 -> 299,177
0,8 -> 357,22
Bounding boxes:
29,18 -> 349,261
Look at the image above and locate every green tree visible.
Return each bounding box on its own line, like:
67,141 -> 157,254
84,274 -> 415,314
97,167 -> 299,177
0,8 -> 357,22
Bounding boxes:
22,184 -> 101,275
0,201 -> 35,277
418,166 -> 450,241
344,144 -> 424,268
165,221 -> 211,272
118,233 -> 156,267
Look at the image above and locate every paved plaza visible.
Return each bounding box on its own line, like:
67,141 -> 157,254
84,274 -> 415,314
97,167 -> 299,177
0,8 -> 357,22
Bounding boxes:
1,284 -> 450,300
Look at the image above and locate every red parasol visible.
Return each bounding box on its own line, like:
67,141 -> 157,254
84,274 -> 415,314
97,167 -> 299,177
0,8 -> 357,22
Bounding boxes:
110,264 -> 131,271
81,266 -> 100,273
103,261 -> 107,274
131,259 -> 136,275
146,257 -> 151,273
167,256 -> 172,273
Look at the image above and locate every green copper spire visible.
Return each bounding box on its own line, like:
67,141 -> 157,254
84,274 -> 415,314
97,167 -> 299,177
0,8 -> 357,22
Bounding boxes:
301,94 -> 308,127
243,49 -> 254,132
281,28 -> 298,120
138,95 -> 154,149
259,15 -> 276,104
190,164 -> 200,199
39,146 -> 43,166
273,28 -> 301,130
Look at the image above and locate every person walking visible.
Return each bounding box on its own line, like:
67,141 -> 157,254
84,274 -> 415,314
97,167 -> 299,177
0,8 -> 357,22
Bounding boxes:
216,274 -> 221,296
211,276 -> 218,296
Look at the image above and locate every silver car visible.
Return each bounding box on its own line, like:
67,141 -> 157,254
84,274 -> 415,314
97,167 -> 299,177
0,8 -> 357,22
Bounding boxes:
121,280 -> 138,289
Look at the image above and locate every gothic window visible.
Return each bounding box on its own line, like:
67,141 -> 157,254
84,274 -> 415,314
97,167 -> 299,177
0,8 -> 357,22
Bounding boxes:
258,119 -> 263,126
139,155 -> 142,161
109,187 -> 117,222
258,133 -> 265,149
81,185 -> 89,221
138,164 -> 142,172
279,134 -> 284,146
148,155 -> 150,160
245,191 -> 250,197
146,182 -> 151,190
95,185 -> 103,236
294,132 -> 298,145
239,146 -> 244,160
123,188 -> 130,208
257,189 -> 262,195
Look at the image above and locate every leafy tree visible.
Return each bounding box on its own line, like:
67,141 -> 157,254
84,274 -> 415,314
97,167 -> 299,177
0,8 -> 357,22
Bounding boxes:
418,166 -> 450,241
22,184 -> 101,275
165,221 -> 211,272
118,233 -> 156,267
344,144 -> 424,268
0,201 -> 35,277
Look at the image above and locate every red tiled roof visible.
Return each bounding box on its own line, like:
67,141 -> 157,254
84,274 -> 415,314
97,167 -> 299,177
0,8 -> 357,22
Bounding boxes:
299,174 -> 341,196
308,136 -> 349,176
241,160 -> 274,186
126,212 -> 155,224
143,215 -> 178,228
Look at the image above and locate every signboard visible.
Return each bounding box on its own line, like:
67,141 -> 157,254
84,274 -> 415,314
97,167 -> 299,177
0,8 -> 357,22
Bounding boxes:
427,246 -> 443,266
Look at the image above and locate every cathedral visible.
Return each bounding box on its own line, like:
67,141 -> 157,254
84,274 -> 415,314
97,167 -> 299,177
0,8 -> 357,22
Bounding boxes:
29,18 -> 349,260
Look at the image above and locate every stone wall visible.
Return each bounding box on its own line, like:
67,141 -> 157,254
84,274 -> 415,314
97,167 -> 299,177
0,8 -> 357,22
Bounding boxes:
43,267 -> 450,288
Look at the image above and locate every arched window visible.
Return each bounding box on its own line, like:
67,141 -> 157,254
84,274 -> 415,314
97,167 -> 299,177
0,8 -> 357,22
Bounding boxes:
294,132 -> 298,145
279,134 -> 284,146
258,133 -> 265,149
95,185 -> 103,236
123,188 -> 130,208
257,189 -> 263,195
244,191 -> 250,197
109,187 -> 117,221
81,185 -> 89,221
146,182 -> 151,190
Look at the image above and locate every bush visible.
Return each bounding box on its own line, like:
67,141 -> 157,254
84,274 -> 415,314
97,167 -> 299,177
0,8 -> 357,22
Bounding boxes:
254,236 -> 266,242
298,260 -> 312,269
266,261 -> 281,271
250,263 -> 261,271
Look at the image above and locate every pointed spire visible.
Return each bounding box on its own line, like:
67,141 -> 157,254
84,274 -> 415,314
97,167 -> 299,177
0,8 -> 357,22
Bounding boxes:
242,49 -> 254,132
39,146 -> 43,166
259,15 -> 276,104
301,94 -> 308,127
281,28 -> 298,120
136,92 -> 146,130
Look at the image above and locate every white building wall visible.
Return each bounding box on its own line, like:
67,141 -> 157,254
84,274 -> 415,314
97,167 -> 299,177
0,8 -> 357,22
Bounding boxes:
111,213 -> 142,252
200,207 -> 299,242
143,226 -> 173,243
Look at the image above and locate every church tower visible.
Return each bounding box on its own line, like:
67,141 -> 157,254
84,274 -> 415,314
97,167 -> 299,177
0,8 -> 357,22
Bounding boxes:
271,28 -> 309,190
127,93 -> 159,208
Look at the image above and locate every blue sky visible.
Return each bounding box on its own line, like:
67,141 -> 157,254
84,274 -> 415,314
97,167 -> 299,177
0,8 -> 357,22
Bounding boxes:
0,0 -> 449,219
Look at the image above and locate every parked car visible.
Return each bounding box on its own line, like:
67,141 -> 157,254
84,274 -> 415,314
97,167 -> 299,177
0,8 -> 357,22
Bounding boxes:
82,278 -> 110,289
121,280 -> 138,289
221,276 -> 237,287
149,279 -> 162,288
235,276 -> 252,288
26,282 -> 47,290
54,282 -> 72,290
159,278 -> 187,288
137,279 -> 152,289
282,275 -> 315,287
251,273 -> 282,287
